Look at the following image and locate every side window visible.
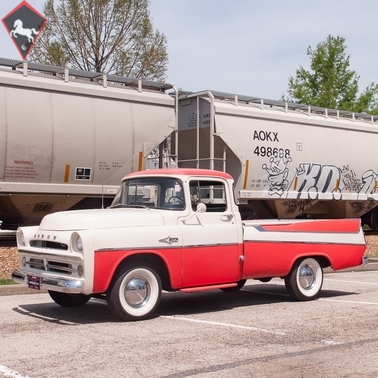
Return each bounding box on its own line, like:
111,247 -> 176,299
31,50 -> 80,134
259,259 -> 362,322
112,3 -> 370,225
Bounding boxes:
189,180 -> 227,212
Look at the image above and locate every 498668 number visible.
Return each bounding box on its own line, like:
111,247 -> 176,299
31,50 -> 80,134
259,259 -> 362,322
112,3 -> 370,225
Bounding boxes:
254,146 -> 291,158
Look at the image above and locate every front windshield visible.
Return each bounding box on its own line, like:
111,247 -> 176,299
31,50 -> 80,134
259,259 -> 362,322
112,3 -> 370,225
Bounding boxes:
110,177 -> 185,210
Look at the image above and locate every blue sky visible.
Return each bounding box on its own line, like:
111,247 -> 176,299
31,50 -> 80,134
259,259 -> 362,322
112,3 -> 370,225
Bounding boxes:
1,0 -> 377,100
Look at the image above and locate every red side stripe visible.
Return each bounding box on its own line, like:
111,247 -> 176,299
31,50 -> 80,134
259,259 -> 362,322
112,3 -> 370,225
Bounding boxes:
260,219 -> 361,233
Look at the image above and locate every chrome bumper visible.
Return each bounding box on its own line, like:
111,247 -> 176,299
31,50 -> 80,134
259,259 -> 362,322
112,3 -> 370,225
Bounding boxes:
12,270 -> 83,293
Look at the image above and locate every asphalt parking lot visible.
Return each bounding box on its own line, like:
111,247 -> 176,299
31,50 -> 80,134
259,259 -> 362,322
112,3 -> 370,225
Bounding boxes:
0,268 -> 377,378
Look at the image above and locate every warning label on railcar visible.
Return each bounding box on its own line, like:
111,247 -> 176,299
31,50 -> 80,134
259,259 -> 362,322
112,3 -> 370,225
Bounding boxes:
5,160 -> 39,179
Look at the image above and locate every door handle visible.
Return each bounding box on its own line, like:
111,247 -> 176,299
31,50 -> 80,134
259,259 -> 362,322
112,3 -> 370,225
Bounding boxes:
220,214 -> 233,222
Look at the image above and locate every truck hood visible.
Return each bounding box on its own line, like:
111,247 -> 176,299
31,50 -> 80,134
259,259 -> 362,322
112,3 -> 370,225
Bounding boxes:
39,208 -> 165,231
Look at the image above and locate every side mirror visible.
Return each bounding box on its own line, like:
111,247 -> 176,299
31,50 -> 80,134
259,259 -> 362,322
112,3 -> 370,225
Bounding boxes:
183,202 -> 207,225
196,203 -> 207,213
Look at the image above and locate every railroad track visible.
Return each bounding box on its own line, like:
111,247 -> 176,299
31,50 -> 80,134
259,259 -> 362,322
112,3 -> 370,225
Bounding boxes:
0,236 -> 17,247
363,230 -> 378,236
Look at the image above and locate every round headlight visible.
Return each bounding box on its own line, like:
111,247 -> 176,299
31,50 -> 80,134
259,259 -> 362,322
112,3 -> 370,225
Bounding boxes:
17,229 -> 25,247
73,233 -> 83,252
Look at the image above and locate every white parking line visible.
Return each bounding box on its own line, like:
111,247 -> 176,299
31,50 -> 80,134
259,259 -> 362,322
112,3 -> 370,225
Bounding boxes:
162,316 -> 286,335
321,340 -> 342,345
15,306 -> 77,325
0,364 -> 30,378
325,278 -> 378,286
319,298 -> 378,305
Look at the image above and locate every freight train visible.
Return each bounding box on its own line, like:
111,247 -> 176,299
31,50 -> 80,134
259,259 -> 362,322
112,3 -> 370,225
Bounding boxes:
2,58 -> 378,229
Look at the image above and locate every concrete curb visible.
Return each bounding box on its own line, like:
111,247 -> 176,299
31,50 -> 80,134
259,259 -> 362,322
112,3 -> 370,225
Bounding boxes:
0,285 -> 47,296
324,259 -> 378,273
1,260 -> 377,297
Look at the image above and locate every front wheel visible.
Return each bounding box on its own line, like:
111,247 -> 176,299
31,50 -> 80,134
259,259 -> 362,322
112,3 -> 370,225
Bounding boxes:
107,265 -> 162,321
48,291 -> 91,307
284,258 -> 323,301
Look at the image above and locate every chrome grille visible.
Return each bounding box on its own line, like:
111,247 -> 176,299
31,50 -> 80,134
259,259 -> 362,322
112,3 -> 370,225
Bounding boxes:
30,240 -> 68,250
27,258 -> 73,275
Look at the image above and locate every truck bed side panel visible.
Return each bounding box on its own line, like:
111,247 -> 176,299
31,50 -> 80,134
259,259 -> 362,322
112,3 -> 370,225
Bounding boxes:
241,218 -> 366,278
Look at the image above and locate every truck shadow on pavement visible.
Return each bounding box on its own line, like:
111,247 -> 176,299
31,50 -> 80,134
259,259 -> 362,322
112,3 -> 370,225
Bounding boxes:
157,283 -> 357,316
11,283 -> 358,324
12,298 -> 114,324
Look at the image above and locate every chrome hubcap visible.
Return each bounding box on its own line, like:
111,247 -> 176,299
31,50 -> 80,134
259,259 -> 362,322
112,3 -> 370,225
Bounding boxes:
299,264 -> 315,290
125,278 -> 150,308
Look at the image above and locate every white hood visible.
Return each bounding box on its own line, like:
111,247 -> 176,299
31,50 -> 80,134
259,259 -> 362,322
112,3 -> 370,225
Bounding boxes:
39,208 -> 165,231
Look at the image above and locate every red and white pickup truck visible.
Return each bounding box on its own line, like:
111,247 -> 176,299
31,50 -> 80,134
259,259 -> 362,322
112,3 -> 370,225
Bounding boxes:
12,169 -> 368,321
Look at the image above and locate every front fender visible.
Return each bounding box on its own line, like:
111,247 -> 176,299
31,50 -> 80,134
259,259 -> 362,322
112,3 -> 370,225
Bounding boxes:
93,247 -> 183,293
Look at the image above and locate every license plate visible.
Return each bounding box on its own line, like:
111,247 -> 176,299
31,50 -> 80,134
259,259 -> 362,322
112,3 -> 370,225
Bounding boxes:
28,275 -> 41,290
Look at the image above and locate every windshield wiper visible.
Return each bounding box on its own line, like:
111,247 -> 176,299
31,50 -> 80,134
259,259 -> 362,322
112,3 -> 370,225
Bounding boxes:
108,204 -> 128,208
109,204 -> 148,209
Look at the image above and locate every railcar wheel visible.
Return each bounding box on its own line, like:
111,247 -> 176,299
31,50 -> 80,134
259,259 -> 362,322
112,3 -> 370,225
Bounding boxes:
369,207 -> 378,231
107,266 -> 162,321
221,279 -> 246,292
48,291 -> 91,307
284,258 -> 323,301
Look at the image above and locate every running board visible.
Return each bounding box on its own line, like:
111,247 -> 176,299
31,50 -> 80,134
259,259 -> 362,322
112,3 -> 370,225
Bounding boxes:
179,282 -> 237,293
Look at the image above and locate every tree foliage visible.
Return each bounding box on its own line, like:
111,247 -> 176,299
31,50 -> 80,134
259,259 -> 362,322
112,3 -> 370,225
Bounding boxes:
30,0 -> 168,81
285,35 -> 378,114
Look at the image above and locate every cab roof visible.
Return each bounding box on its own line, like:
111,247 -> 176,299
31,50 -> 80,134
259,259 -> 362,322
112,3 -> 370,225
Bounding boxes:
123,168 -> 233,180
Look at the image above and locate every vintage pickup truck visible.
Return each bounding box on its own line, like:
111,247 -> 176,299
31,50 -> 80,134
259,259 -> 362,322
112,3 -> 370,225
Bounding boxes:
12,169 -> 367,321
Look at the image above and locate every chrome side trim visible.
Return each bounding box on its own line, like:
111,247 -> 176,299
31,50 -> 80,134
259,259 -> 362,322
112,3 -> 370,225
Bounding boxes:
96,242 -> 239,252
243,239 -> 366,247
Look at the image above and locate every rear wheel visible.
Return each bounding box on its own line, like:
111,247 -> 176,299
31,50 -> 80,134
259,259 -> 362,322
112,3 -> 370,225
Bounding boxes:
107,265 -> 162,321
285,258 -> 323,301
48,291 -> 91,307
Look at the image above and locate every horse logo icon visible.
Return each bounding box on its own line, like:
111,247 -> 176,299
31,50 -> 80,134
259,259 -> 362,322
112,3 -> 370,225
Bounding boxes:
10,19 -> 39,44
2,1 -> 47,59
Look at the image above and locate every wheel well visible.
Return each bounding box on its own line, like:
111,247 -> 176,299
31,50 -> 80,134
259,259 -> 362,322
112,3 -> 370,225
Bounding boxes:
112,253 -> 172,291
295,255 -> 330,269
316,256 -> 331,269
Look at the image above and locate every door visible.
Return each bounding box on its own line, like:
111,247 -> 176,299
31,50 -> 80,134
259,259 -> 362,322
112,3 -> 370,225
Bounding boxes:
181,179 -> 242,287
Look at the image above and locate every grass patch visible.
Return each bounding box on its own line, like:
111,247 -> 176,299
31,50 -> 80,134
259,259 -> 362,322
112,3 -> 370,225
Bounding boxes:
0,279 -> 16,285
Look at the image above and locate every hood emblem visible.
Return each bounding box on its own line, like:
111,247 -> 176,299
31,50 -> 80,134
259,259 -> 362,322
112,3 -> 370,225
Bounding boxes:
159,236 -> 179,245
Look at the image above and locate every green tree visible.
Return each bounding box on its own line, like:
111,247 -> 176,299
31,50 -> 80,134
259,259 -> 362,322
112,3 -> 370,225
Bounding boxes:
30,0 -> 168,81
285,35 -> 378,114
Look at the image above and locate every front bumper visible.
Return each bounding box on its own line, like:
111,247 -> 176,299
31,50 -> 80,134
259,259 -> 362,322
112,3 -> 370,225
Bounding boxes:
12,270 -> 83,293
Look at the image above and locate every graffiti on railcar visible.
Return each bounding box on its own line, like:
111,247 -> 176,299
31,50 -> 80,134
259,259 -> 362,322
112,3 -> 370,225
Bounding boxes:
262,158 -> 378,200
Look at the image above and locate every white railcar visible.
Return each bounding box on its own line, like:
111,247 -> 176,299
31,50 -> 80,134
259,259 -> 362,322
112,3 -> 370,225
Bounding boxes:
0,58 -> 177,227
176,91 -> 378,229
